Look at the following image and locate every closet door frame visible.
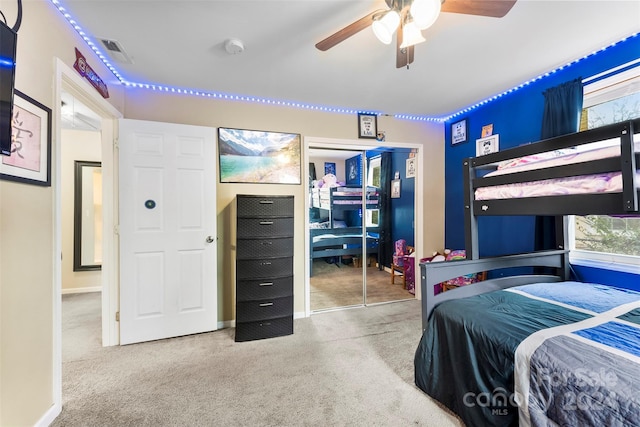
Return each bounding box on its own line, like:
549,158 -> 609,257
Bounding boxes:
304,137 -> 424,316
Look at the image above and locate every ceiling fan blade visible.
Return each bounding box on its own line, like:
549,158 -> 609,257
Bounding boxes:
315,10 -> 379,51
396,24 -> 414,69
441,0 -> 517,18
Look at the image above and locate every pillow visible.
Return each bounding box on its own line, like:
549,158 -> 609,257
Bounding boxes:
309,221 -> 330,229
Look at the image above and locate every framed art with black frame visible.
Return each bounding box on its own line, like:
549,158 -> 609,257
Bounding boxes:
0,90 -> 52,186
358,113 -> 377,139
451,118 -> 468,145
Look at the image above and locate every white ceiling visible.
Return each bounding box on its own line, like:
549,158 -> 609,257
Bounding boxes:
58,0 -> 640,119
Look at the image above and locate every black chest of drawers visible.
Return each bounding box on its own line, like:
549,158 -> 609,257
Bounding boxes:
235,195 -> 294,342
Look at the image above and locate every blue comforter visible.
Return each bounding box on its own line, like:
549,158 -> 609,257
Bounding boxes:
414,281 -> 640,427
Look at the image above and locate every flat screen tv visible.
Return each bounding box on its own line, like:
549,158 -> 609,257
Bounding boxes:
0,21 -> 17,157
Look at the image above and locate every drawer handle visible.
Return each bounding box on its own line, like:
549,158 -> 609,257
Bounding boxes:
259,221 -> 274,225
259,302 -> 274,307
261,241 -> 273,245
259,200 -> 274,204
261,261 -> 272,266
259,282 -> 274,287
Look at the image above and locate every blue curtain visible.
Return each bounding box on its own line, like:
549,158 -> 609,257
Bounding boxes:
378,152 -> 393,268
540,78 -> 584,139
536,78 -> 584,251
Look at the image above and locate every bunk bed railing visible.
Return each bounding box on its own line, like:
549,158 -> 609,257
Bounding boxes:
419,249 -> 569,330
463,118 -> 640,259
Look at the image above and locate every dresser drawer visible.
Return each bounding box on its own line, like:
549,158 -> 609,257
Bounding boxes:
237,217 -> 293,238
236,257 -> 292,280
237,196 -> 294,218
236,276 -> 293,301
235,316 -> 293,342
236,295 -> 293,323
237,237 -> 293,260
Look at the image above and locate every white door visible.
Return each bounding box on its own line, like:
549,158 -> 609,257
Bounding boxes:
119,119 -> 217,344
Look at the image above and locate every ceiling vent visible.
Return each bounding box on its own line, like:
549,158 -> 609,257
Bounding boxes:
99,38 -> 134,64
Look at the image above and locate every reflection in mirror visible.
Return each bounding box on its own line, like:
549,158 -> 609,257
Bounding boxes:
74,160 -> 102,271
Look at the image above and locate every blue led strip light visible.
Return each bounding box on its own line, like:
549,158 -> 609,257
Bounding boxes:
50,0 -> 638,123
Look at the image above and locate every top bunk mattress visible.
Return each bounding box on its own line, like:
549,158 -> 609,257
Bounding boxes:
475,138 -> 639,201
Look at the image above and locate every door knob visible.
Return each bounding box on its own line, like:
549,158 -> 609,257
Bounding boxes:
206,236 -> 214,243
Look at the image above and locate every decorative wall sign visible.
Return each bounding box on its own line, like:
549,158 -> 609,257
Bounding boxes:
391,178 -> 401,198
73,48 -> 110,99
476,134 -> 500,156
358,113 -> 377,139
0,90 -> 51,186
406,157 -> 416,178
451,118 -> 467,145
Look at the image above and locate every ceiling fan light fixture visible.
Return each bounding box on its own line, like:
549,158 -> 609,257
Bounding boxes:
372,9 -> 401,45
399,20 -> 426,49
410,0 -> 441,30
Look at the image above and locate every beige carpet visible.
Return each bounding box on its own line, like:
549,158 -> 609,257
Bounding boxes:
54,292 -> 464,427
310,259 -> 414,311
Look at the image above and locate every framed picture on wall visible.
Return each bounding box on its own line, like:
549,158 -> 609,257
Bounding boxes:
217,127 -> 301,184
451,118 -> 467,145
358,113 -> 377,139
346,155 -> 361,185
476,134 -> 500,156
0,90 -> 52,186
324,162 -> 336,176
406,157 -> 416,178
391,179 -> 401,198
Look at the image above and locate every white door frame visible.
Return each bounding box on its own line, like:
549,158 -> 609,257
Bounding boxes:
303,136 -> 424,316
53,58 -> 122,413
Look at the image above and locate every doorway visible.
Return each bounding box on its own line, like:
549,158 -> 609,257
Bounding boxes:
60,90 -> 103,357
53,58 -> 122,413
307,144 -> 418,312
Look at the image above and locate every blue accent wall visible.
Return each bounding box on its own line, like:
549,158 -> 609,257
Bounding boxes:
572,265 -> 640,292
443,35 -> 640,282
391,150 -> 416,247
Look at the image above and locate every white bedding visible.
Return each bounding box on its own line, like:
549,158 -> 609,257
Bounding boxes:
475,140 -> 639,201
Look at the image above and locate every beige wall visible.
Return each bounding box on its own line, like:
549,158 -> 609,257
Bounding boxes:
0,0 -> 123,425
61,129 -> 102,293
0,1 -> 444,425
122,89 -> 445,320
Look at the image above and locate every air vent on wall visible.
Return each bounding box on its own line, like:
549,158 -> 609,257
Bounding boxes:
99,37 -> 134,64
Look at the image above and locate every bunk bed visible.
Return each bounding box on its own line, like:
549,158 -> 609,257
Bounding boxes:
309,186 -> 380,275
415,119 -> 640,427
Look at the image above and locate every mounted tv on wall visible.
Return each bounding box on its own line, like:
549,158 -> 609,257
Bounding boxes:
0,20 -> 18,157
217,127 -> 301,184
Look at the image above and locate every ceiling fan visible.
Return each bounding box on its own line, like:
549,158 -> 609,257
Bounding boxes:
316,0 -> 517,68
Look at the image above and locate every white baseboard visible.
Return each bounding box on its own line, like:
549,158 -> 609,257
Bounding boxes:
35,403 -> 61,427
61,286 -> 101,295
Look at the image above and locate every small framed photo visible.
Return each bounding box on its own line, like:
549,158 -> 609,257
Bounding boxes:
358,113 -> 377,139
391,179 -> 401,198
0,90 -> 52,186
406,157 -> 416,178
324,162 -> 336,176
451,118 -> 467,145
476,134 -> 500,156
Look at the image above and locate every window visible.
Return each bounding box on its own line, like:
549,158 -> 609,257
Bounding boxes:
569,63 -> 640,270
366,156 -> 381,227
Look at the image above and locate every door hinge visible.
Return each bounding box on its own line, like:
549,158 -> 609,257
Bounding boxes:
115,311 -> 120,322
114,138 -> 119,150
114,224 -> 120,235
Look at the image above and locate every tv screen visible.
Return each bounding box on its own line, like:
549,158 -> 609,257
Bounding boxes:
0,21 -> 17,157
